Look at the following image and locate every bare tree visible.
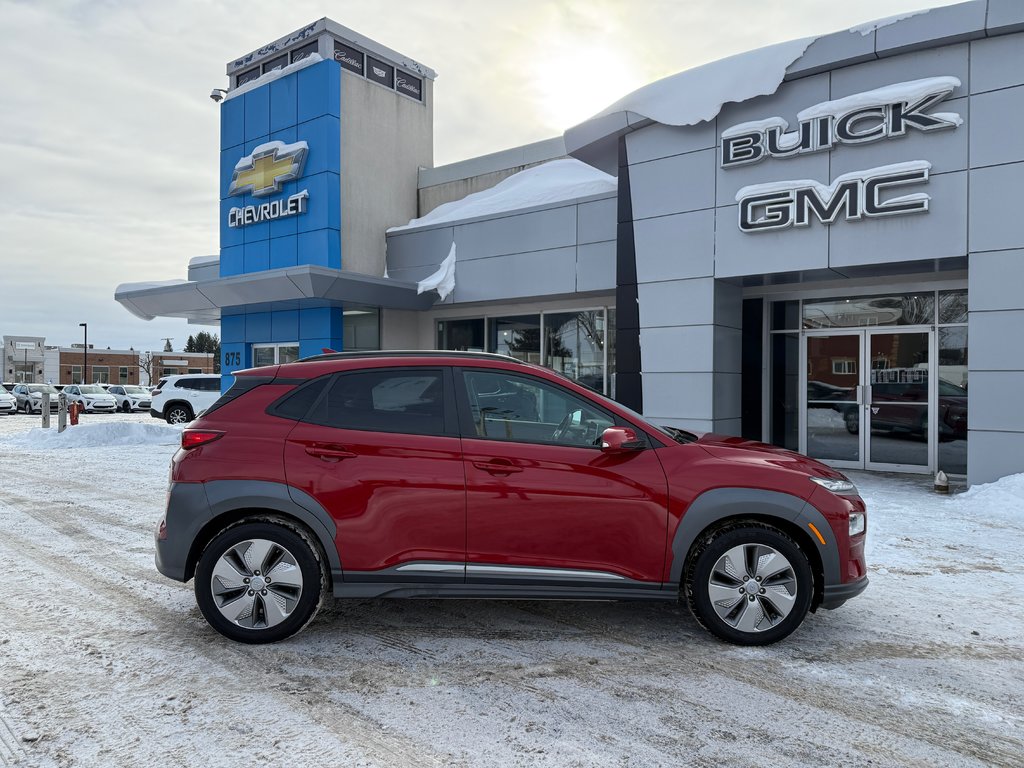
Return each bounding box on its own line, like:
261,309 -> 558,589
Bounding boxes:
139,352 -> 154,386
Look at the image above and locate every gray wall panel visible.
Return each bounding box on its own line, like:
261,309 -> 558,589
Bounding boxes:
454,205 -> 577,260
969,162 -> 1024,253
576,241 -> 616,292
386,226 -> 455,270
716,150 -> 831,211
968,429 -> 1024,485
453,247 -> 576,302
625,122 -> 716,165
874,3 -> 986,58
629,149 -> 716,219
829,171 -> 968,269
827,97 -> 968,179
970,34 -> 1024,93
968,249 -> 1024,311
970,86 -> 1024,168
715,206 -> 829,277
987,0 -> 1024,34
967,371 -> 1024,432
576,197 -> 617,245
637,278 -> 714,328
640,326 -> 714,373
968,310 -> 1024,371
642,372 -> 713,420
830,43 -> 970,100
712,373 -> 742,420
634,209 -> 715,282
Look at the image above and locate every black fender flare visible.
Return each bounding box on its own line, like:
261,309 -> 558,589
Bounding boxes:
668,488 -> 841,589
187,480 -> 341,578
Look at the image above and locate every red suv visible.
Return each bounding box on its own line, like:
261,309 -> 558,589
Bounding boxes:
156,352 -> 867,645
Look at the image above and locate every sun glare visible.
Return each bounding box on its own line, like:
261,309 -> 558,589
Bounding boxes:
527,39 -> 648,132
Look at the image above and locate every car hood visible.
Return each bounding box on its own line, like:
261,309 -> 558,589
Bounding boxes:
692,432 -> 851,482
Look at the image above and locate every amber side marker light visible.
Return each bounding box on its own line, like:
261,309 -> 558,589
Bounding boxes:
807,523 -> 827,546
181,430 -> 224,450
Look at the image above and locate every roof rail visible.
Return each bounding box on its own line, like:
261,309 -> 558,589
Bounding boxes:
297,349 -> 526,364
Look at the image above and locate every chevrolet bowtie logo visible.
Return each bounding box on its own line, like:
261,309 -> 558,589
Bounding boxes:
228,140 -> 309,198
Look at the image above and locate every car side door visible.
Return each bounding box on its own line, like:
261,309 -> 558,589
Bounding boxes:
457,366 -> 670,586
282,367 -> 467,582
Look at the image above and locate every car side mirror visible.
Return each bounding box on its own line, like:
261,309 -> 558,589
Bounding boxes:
600,426 -> 643,453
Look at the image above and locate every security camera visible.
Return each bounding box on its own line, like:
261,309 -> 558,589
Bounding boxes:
210,88 -> 228,103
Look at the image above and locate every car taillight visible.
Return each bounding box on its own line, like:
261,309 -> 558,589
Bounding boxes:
153,389 -> 162,395
181,430 -> 224,450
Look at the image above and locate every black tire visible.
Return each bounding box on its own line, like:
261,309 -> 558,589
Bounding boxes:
194,519 -> 327,644
686,522 -> 813,646
165,403 -> 193,424
122,400 -> 132,413
844,410 -> 859,435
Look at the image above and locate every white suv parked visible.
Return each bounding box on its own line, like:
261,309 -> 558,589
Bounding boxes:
108,384 -> 153,413
150,374 -> 221,424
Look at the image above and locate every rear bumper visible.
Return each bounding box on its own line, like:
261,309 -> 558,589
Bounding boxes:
155,481 -> 214,582
820,576 -> 868,610
149,408 -> 162,419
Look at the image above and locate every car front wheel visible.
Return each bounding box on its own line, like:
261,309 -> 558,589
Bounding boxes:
122,401 -> 132,413
165,404 -> 193,424
686,522 -> 812,646
194,520 -> 326,644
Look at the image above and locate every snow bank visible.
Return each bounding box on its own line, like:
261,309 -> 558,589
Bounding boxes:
954,473 -> 1024,523
388,159 -> 616,232
586,37 -> 814,128
4,422 -> 183,450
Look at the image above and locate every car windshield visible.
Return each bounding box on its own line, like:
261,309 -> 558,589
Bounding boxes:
27,385 -> 59,394
124,386 -> 149,394
80,385 -> 106,394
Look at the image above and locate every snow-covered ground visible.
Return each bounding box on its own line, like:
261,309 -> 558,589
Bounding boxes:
0,413 -> 1021,767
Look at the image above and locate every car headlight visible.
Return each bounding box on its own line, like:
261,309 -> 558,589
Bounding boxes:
809,476 -> 858,494
849,512 -> 866,537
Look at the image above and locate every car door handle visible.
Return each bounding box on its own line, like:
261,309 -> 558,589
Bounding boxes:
472,459 -> 523,475
305,444 -> 357,461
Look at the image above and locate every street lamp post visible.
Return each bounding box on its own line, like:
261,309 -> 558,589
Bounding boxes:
79,323 -> 88,384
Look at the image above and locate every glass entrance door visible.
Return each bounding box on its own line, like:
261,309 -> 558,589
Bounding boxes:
802,329 -> 934,473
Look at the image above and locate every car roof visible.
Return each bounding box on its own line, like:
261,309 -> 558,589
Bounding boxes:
248,351 -> 532,382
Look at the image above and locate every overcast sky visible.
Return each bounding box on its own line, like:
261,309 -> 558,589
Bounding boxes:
0,0 -> 959,352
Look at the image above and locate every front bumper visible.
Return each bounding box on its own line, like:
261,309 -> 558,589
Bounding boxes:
821,576 -> 868,610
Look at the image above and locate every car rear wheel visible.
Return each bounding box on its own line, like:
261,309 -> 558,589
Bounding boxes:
194,520 -> 326,644
686,522 -> 812,646
165,404 -> 193,424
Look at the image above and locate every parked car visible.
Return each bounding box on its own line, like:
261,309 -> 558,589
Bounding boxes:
108,384 -> 153,413
155,352 -> 868,646
840,377 -> 968,440
11,383 -> 61,413
150,374 -> 222,424
0,389 -> 17,415
63,384 -> 118,413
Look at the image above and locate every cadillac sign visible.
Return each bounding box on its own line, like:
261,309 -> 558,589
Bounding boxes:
723,77 -> 962,233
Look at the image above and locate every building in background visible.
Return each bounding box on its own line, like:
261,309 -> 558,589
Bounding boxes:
3,336 -> 46,383
115,2 -> 1024,486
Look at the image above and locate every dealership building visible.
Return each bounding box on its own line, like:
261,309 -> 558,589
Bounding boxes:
115,1 -> 1024,485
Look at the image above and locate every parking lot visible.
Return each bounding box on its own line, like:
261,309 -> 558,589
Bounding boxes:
0,412 -> 1021,767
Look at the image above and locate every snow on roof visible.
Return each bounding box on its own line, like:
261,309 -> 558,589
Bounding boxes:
388,158 -> 616,232
586,36 -> 814,129
849,9 -> 929,36
188,255 -> 219,267
116,279 -> 189,293
225,53 -> 323,101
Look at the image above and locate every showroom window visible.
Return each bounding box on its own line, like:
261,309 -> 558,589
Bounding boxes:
344,306 -> 381,352
71,365 -> 82,384
93,366 -> 109,384
436,307 -> 616,396
119,366 -> 129,384
252,344 -> 300,368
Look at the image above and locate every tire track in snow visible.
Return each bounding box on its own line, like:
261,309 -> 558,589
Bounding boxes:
0,701 -> 28,767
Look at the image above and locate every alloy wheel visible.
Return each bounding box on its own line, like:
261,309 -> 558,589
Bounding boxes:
210,538 -> 304,629
706,543 -> 798,633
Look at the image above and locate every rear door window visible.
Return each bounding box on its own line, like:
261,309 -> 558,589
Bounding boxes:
306,369 -> 448,436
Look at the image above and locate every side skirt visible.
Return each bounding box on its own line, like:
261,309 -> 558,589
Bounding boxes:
331,579 -> 679,602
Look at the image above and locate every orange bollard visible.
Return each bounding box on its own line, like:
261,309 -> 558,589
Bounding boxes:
69,401 -> 81,426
